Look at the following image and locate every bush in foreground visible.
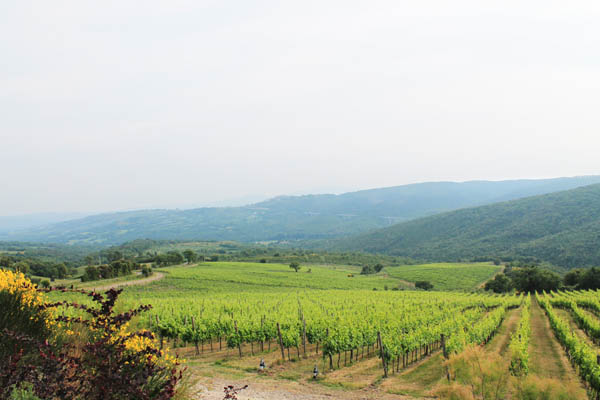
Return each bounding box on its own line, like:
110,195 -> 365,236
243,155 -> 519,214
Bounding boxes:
0,269 -> 183,400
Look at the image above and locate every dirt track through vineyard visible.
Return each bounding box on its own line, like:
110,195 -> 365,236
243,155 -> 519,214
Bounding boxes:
89,272 -> 164,291
529,300 -> 581,384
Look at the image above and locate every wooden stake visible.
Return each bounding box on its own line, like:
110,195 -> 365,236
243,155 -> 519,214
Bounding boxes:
302,318 -> 307,356
277,323 -> 285,361
377,331 -> 388,378
234,320 -> 242,358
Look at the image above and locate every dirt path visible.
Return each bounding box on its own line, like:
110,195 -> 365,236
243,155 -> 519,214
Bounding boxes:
529,300 -> 579,382
191,376 -> 415,400
382,273 -> 415,288
484,307 -> 520,355
89,272 -> 164,291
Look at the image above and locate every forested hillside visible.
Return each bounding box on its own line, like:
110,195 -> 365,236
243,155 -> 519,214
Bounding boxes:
2,176 -> 598,245
330,183 -> 600,268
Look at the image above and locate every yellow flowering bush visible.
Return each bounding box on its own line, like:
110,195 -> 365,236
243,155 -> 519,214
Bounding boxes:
1,274 -> 183,399
108,322 -> 179,368
0,269 -> 52,360
0,269 -> 44,308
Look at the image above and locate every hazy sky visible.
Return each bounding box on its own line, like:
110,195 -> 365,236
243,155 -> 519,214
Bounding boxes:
2,1 -> 600,215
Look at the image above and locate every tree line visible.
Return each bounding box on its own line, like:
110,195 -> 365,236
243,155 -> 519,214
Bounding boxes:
484,262 -> 600,293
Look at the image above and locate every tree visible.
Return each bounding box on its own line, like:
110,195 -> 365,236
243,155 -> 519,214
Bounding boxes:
564,268 -> 585,287
55,263 -> 68,279
360,265 -> 375,275
511,266 -> 561,293
81,266 -> 100,282
415,281 -> 434,291
85,255 -> 94,266
141,266 -> 153,277
374,263 -> 384,273
182,250 -> 197,264
576,267 -> 600,290
0,255 -> 13,269
484,274 -> 513,293
12,261 -> 29,274
289,262 -> 301,272
102,250 -> 123,263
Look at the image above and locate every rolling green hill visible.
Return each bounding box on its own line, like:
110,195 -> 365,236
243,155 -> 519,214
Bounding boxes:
2,176 -> 599,245
329,183 -> 600,268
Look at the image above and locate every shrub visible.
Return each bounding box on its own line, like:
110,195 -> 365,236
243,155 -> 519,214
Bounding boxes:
415,281 -> 434,291
141,266 -> 153,277
0,272 -> 183,399
8,383 -> 41,400
360,265 -> 375,275
0,270 -> 51,359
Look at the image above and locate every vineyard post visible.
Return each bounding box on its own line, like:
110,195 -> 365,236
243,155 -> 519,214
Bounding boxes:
192,317 -> 200,355
326,328 -> 333,370
155,315 -> 164,350
441,334 -> 449,381
277,322 -> 285,361
184,315 -> 188,347
260,316 -> 264,352
302,318 -> 307,357
377,331 -> 388,378
234,320 -> 242,358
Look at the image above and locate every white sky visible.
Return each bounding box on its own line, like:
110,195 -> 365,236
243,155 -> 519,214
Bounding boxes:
2,0 -> 600,215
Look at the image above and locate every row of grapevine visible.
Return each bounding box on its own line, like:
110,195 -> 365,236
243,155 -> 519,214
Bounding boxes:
549,292 -> 600,344
509,294 -> 530,376
135,290 -> 521,376
445,301 -> 515,355
537,293 -> 600,397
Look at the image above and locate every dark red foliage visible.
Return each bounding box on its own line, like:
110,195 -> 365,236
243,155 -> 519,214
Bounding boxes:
223,384 -> 248,399
0,288 -> 183,400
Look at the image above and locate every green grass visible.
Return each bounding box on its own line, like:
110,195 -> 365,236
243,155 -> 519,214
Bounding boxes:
385,262 -> 500,291
129,261 -> 409,295
48,262 -> 497,311
107,261 -> 494,301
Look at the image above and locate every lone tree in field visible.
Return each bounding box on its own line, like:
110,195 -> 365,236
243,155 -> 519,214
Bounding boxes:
289,262 -> 301,272
183,249 -> 197,264
415,281 -> 434,291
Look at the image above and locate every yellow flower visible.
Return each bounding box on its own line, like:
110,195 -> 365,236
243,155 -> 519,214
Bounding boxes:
0,269 -> 53,329
0,269 -> 44,307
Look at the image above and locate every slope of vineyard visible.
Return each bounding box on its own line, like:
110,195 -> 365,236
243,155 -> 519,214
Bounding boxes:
385,263 -> 500,291
47,263 -> 599,398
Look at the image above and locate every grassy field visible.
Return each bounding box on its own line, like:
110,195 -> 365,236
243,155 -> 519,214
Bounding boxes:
133,261 -> 408,294
385,262 -> 500,291
125,261 -> 498,296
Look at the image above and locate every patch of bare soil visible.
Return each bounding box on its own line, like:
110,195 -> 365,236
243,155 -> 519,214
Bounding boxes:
191,376 -> 415,400
89,272 -> 164,291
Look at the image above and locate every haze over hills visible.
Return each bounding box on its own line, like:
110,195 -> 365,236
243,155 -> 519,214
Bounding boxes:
1,176 -> 599,246
329,183 -> 600,268
0,212 -> 90,233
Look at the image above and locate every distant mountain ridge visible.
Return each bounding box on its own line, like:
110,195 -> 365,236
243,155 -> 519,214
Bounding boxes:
2,176 -> 599,245
0,212 -> 90,233
328,183 -> 600,268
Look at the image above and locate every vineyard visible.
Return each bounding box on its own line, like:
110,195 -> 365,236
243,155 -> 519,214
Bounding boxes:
48,262 -> 600,398
385,262 -> 500,291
